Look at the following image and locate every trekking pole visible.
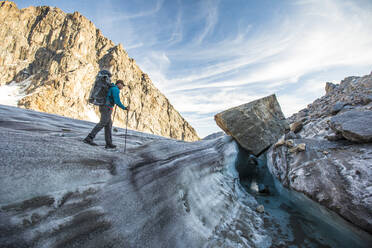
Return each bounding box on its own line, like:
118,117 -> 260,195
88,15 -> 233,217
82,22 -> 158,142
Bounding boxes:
124,109 -> 129,153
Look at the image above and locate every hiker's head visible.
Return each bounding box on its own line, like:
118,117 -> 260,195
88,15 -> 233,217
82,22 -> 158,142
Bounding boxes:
116,80 -> 124,90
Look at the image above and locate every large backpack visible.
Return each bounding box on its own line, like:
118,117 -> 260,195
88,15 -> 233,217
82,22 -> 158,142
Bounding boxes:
88,70 -> 112,106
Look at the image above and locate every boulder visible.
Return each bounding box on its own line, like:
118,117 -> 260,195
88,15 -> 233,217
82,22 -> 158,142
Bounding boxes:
290,121 -> 303,133
329,110 -> 372,143
256,205 -> 265,213
325,82 -> 338,95
330,101 -> 345,115
214,94 -> 289,156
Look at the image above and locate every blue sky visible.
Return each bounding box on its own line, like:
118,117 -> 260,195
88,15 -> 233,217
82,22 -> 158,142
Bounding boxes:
16,0 -> 372,137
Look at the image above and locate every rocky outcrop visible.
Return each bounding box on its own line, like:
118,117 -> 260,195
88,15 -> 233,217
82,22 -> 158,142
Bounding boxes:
329,110 -> 372,143
268,72 -> 372,234
0,1 -> 199,141
214,94 -> 289,156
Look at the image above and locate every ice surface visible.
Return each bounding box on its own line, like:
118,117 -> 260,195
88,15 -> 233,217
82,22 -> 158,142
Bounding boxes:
0,104 -> 269,247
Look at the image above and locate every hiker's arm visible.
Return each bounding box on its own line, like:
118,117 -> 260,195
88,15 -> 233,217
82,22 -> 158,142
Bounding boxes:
113,88 -> 127,110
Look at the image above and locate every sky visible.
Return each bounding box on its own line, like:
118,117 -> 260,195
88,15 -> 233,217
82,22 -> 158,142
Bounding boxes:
16,0 -> 372,138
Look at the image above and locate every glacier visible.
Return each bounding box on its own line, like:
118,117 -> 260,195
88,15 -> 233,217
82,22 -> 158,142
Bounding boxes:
0,104 -> 371,247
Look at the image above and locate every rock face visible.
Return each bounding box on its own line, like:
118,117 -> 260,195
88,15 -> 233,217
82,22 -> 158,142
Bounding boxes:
267,72 -> 372,234
329,110 -> 372,143
0,1 -> 199,141
214,94 -> 289,156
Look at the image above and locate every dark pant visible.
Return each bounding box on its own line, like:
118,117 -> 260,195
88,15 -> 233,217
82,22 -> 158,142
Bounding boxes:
88,105 -> 113,145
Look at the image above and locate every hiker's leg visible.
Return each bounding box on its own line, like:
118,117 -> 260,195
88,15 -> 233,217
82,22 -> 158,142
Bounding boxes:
104,116 -> 113,145
88,106 -> 110,139
99,106 -> 113,144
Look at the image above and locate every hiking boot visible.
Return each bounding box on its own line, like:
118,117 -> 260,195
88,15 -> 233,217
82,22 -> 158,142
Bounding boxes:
105,144 -> 116,149
83,136 -> 98,146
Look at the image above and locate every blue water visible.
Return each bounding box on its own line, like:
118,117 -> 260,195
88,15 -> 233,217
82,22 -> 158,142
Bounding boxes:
237,149 -> 372,248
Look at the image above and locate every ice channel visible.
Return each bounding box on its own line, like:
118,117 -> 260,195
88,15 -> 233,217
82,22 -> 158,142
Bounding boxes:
236,147 -> 372,248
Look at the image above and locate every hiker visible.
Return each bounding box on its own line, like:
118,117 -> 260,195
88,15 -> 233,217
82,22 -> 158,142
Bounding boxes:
84,79 -> 128,148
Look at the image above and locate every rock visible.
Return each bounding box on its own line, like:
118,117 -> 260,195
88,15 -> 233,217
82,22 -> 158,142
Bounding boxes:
256,205 -> 265,213
285,131 -> 299,140
325,82 -> 337,95
285,140 -> 294,148
331,101 -> 345,115
274,137 -> 285,148
362,94 -> 372,105
290,121 -> 303,133
325,133 -> 345,141
288,143 -> 306,153
329,110 -> 372,143
268,139 -> 372,234
0,3 -> 199,141
215,94 -> 289,156
258,184 -> 270,194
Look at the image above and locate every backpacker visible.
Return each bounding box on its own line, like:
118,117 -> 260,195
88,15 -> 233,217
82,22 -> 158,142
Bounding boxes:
88,70 -> 112,106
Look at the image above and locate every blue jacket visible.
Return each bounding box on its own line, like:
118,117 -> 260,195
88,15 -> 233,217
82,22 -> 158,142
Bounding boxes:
106,84 -> 127,110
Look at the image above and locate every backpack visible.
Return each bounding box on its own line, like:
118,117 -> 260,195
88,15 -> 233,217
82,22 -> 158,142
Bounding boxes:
88,70 -> 112,106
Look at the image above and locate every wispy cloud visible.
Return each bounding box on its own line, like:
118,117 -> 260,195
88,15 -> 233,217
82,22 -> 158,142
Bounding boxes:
168,0 -> 183,45
106,0 -> 164,21
93,0 -> 372,137
193,0 -> 219,44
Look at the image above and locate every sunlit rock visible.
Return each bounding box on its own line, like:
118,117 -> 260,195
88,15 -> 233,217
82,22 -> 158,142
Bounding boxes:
214,94 -> 289,156
0,2 -> 198,141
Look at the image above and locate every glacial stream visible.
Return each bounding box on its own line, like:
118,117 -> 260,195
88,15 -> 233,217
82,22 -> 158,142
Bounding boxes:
236,148 -> 372,248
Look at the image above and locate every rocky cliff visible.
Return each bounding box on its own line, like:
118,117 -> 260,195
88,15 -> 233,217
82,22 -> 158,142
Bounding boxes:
268,72 -> 372,234
0,1 -> 199,141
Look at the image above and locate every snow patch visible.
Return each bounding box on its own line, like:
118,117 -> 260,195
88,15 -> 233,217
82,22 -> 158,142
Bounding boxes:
0,79 -> 32,106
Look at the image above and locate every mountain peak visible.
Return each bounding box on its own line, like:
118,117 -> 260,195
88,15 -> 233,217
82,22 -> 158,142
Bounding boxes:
0,3 -> 199,141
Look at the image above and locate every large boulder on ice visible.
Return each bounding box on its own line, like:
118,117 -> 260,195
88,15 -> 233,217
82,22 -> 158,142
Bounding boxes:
329,110 -> 372,143
268,72 -> 372,234
214,94 -> 289,156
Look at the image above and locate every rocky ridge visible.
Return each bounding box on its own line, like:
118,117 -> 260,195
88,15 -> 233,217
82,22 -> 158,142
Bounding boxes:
267,72 -> 372,234
0,1 -> 199,141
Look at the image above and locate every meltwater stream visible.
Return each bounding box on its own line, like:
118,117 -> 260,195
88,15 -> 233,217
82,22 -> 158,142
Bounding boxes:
236,148 -> 372,248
